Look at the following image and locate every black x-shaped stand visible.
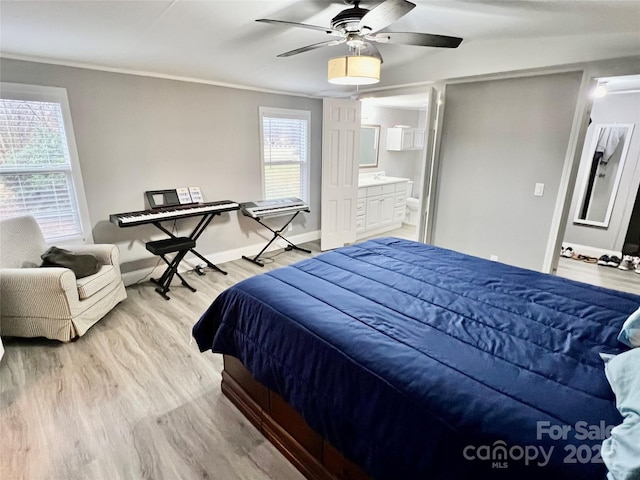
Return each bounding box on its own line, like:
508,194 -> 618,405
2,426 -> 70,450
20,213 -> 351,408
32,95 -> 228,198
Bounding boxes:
241,210 -> 311,267
147,212 -> 228,299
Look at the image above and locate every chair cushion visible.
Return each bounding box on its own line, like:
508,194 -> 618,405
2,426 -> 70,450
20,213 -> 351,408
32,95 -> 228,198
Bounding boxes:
76,265 -> 116,299
41,246 -> 100,279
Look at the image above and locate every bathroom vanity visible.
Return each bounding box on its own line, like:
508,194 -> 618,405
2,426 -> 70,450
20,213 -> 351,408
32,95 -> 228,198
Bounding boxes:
357,172 -> 409,239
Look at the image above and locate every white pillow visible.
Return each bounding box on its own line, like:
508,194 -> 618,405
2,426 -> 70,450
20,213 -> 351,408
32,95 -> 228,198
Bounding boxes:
618,307 -> 640,348
600,352 -> 617,363
601,348 -> 640,480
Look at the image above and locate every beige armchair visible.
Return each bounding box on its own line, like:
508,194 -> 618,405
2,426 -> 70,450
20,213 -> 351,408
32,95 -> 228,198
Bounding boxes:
0,215 -> 127,342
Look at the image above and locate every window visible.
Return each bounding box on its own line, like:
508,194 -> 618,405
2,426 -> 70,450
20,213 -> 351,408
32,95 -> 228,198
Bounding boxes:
259,107 -> 310,202
0,83 -> 91,243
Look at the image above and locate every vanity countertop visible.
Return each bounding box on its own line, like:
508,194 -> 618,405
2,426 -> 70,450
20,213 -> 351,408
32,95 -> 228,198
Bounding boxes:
358,175 -> 410,188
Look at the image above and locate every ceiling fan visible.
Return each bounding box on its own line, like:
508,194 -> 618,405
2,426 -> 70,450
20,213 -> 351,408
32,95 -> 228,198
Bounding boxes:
256,0 -> 463,61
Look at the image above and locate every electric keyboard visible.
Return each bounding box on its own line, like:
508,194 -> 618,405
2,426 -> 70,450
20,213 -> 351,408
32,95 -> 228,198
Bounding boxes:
240,197 -> 311,266
110,200 -> 240,227
241,197 -> 309,219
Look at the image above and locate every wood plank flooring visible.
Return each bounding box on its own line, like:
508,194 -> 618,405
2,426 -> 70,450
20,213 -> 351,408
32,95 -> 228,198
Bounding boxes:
1,244 -> 317,480
556,256 -> 640,296
2,232 -> 637,480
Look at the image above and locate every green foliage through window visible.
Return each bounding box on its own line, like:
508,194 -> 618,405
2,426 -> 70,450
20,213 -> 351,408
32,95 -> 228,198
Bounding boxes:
0,98 -> 81,240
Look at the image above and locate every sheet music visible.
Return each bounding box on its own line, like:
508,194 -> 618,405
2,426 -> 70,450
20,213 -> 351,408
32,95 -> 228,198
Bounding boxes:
176,187 -> 192,204
189,186 -> 203,203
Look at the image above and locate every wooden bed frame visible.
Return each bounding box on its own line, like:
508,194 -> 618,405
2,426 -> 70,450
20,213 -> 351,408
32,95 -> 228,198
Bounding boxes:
222,355 -> 370,480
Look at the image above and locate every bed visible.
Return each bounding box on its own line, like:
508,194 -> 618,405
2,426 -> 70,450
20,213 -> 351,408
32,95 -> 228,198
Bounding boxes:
193,237 -> 638,479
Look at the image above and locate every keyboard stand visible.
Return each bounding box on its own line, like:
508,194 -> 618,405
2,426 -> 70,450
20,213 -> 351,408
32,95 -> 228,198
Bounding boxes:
152,213 -> 228,275
241,210 -> 311,267
146,212 -> 228,299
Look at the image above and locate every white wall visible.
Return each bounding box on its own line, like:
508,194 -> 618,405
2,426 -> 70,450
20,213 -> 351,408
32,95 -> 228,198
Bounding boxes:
563,92 -> 640,252
0,58 -> 323,275
432,71 -> 582,271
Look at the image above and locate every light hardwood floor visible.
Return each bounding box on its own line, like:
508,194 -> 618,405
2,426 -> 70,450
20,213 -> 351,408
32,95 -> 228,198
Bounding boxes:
556,256 -> 640,296
0,244 -> 317,480
362,224 -> 417,242
2,233 -> 636,480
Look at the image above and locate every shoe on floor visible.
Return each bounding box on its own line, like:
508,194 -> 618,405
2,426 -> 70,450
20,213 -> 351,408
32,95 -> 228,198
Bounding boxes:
607,255 -> 621,267
618,255 -> 635,270
598,255 -> 610,266
561,246 -> 574,258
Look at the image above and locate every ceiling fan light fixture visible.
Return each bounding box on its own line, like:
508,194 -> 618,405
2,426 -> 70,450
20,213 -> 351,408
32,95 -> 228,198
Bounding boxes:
327,55 -> 381,85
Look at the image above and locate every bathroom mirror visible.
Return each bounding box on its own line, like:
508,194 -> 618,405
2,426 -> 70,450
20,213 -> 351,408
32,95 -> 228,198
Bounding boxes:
574,123 -> 635,227
359,124 -> 380,168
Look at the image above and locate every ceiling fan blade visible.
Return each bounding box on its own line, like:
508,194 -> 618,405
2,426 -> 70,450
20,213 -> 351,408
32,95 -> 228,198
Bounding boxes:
371,32 -> 462,48
358,0 -> 416,35
256,19 -> 342,37
277,39 -> 345,58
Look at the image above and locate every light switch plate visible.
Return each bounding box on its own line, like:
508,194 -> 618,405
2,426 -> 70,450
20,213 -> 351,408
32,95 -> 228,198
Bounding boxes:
534,183 -> 545,197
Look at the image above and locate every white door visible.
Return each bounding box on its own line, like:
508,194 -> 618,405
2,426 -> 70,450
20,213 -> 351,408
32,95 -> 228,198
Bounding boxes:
321,98 -> 361,251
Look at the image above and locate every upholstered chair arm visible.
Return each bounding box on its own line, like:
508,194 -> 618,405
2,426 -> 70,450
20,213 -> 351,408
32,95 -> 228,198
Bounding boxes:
66,244 -> 120,266
1,267 -> 79,318
1,267 -> 77,292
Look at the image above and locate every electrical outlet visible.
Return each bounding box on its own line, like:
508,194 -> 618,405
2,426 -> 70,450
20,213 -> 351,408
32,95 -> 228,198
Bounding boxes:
490,255 -> 499,261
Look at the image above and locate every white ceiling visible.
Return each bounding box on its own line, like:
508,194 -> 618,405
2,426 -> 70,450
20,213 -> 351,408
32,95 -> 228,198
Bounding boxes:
1,0 -> 639,100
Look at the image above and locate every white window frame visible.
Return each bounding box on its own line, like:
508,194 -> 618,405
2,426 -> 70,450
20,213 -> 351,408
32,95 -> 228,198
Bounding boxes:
0,82 -> 93,244
259,106 -> 311,203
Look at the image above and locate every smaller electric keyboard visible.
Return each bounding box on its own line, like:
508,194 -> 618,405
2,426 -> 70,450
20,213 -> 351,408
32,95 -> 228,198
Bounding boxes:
241,197 -> 309,219
240,197 -> 311,266
110,200 -> 240,227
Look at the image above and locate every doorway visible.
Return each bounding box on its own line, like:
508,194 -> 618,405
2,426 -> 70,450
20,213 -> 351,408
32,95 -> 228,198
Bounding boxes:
356,91 -> 433,243
557,75 -> 640,295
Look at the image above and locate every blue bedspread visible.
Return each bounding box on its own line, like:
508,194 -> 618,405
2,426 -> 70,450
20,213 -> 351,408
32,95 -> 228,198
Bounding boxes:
193,238 -> 638,479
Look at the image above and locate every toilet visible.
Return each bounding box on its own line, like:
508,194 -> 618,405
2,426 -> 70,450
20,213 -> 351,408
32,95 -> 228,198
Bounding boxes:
405,181 -> 420,226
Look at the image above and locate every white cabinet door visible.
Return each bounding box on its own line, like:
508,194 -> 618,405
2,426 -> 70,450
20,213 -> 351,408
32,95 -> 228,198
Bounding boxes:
321,98 -> 361,251
386,127 -> 402,151
365,196 -> 381,229
380,193 -> 395,226
402,129 -> 414,149
388,127 -> 426,151
387,127 -> 412,151
412,129 -> 425,149
394,206 -> 406,223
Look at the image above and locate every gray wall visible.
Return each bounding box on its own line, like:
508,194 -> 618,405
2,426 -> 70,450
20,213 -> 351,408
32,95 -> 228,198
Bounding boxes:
0,58 -> 322,273
563,92 -> 640,252
432,72 -> 582,271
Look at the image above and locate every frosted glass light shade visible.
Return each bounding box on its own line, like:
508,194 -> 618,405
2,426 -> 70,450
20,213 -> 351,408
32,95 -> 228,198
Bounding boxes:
327,56 -> 381,85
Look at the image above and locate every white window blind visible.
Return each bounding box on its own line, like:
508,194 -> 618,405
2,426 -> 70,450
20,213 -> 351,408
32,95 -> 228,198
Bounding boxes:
260,107 -> 310,202
0,85 -> 89,242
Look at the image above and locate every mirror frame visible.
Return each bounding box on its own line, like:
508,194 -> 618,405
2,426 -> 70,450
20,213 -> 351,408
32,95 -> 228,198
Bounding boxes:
359,124 -> 380,168
574,123 -> 635,227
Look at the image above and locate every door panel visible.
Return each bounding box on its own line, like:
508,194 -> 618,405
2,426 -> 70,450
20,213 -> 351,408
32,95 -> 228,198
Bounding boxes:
321,98 -> 361,250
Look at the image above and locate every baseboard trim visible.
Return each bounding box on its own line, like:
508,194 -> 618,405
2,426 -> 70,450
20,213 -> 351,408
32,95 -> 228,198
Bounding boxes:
121,229 -> 320,286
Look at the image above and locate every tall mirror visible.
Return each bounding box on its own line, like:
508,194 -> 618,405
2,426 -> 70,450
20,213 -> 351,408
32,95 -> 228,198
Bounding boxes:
574,123 -> 635,227
359,124 -> 380,168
